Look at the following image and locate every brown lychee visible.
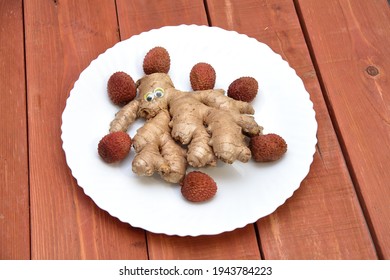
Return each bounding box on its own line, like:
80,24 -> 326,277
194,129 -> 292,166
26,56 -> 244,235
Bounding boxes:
98,131 -> 132,163
107,71 -> 136,106
181,171 -> 217,202
143,46 -> 170,74
249,133 -> 287,162
227,77 -> 258,102
190,62 -> 216,90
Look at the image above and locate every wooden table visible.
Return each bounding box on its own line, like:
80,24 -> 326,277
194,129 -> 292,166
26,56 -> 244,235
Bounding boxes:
1,0 -> 389,260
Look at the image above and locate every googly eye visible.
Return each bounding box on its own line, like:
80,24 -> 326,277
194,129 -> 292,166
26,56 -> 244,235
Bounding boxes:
154,88 -> 164,98
144,92 -> 154,102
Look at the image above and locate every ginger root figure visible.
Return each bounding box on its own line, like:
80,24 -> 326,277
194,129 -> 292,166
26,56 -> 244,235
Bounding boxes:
98,46 -> 289,186
97,45 -> 288,207
108,72 -> 262,184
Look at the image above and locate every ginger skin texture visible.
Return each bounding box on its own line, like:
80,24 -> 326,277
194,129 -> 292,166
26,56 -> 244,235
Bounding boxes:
132,110 -> 186,184
109,73 -> 262,183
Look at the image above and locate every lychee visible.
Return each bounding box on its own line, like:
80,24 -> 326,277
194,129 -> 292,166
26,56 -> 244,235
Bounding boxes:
143,46 -> 170,74
107,71 -> 136,106
190,62 -> 216,91
181,171 -> 217,202
227,77 -> 258,102
98,131 -> 132,163
249,133 -> 287,162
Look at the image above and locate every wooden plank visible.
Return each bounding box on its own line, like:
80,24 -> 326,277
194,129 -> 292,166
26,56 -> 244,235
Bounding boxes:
0,0 -> 30,260
295,0 -> 390,259
148,225 -> 260,260
116,0 -> 261,259
116,0 -> 209,39
207,0 -> 377,259
24,0 -> 147,259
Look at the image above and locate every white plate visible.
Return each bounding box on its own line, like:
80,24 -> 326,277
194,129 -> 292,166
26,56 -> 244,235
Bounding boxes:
61,25 -> 317,236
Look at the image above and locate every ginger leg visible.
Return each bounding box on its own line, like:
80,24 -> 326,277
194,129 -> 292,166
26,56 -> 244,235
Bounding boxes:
170,109 -> 202,145
132,110 -> 186,183
169,94 -> 211,144
187,128 -> 217,167
206,110 -> 251,163
132,144 -> 170,177
160,133 -> 187,183
170,111 -> 217,167
169,96 -> 216,167
133,133 -> 186,183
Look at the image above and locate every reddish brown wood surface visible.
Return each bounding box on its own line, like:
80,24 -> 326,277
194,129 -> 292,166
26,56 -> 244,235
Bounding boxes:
116,0 -> 261,260
2,0 -> 387,260
207,0 -> 377,259
147,225 -> 260,260
24,0 -> 147,259
116,0 -> 209,39
0,0 -> 30,260
295,0 -> 390,259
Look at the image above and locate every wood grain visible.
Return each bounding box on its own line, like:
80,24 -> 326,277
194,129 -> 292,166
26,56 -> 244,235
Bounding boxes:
207,0 -> 377,259
295,0 -> 390,259
11,0 -> 385,260
116,0 -> 261,260
116,0 -> 208,39
24,0 -> 147,259
0,0 -> 30,260
148,225 -> 260,260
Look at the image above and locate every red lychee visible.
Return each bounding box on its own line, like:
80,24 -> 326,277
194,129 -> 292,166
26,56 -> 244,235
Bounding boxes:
98,131 -> 132,163
143,46 -> 170,74
181,171 -> 217,202
107,71 -> 136,106
190,62 -> 216,91
227,77 -> 258,102
249,133 -> 287,162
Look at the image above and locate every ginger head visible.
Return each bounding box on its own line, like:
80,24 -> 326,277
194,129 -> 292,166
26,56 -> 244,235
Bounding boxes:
136,73 -> 174,119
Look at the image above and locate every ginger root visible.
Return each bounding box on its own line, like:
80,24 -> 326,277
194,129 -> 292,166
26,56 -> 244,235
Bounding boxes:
107,72 -> 262,183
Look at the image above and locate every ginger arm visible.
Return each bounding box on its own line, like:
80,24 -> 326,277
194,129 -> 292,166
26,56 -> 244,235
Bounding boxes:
232,113 -> 263,136
195,89 -> 255,114
109,99 -> 140,133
